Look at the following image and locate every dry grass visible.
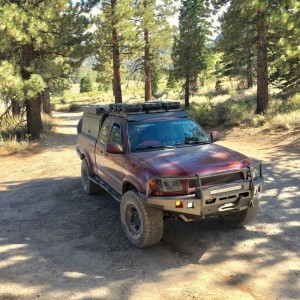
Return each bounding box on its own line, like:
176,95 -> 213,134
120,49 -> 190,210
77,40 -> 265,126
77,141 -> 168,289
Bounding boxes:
0,113 -> 54,152
0,138 -> 33,152
267,110 -> 300,130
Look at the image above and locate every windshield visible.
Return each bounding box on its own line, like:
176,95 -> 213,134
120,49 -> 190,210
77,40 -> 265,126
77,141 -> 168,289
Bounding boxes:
128,119 -> 210,152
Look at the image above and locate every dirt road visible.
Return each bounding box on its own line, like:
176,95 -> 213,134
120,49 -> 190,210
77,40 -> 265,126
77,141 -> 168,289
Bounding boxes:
0,112 -> 299,300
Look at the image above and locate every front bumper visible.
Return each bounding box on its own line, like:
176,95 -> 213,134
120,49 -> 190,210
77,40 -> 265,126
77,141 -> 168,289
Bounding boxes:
141,162 -> 265,218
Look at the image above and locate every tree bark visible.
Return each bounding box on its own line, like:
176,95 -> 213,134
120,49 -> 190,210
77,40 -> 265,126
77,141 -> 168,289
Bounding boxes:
185,73 -> 190,108
41,88 -> 52,116
111,0 -> 122,104
11,100 -> 21,116
144,28 -> 152,101
26,96 -> 43,139
22,43 -> 43,139
256,15 -> 268,114
246,59 -> 253,89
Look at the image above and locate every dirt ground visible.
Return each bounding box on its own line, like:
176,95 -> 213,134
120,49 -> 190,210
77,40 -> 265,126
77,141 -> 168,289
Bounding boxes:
0,111 -> 299,300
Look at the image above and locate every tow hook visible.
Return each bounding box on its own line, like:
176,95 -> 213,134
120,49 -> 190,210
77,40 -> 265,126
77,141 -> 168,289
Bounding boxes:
178,214 -> 194,222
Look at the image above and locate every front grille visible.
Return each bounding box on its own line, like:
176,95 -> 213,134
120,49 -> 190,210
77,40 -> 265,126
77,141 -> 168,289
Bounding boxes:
189,172 -> 244,188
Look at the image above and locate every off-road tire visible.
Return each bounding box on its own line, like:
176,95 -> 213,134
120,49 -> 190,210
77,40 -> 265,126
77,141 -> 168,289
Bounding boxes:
81,159 -> 101,195
219,197 -> 259,227
77,117 -> 83,134
120,190 -> 163,248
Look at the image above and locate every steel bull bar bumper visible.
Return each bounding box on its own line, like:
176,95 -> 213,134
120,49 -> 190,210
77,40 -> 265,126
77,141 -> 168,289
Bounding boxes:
142,162 -> 265,218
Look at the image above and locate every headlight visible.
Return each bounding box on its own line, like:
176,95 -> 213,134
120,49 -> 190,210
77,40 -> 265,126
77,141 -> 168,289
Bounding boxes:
248,163 -> 261,180
149,179 -> 183,193
252,168 -> 258,180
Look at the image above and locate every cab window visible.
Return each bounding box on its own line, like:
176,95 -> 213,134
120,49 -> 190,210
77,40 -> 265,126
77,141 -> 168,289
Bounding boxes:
109,123 -> 123,146
99,118 -> 112,144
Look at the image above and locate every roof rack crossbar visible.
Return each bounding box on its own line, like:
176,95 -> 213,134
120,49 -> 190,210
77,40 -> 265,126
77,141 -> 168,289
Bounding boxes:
82,101 -> 184,117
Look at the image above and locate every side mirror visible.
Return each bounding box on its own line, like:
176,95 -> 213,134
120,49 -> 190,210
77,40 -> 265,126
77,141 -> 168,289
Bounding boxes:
211,131 -> 220,142
106,142 -> 123,154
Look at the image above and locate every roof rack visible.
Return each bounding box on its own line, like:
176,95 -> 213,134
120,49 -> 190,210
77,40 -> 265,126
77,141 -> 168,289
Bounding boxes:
82,101 -> 187,119
109,101 -> 182,113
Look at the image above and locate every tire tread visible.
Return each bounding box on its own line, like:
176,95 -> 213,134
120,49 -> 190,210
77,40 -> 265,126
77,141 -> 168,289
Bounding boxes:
121,190 -> 163,248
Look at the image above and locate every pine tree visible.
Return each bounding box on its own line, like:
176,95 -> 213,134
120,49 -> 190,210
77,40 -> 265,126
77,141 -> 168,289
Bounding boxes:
0,0 -> 93,139
135,0 -> 175,101
216,0 -> 300,114
166,69 -> 177,89
269,2 -> 300,95
94,0 -> 136,103
218,4 -> 256,89
172,0 -> 211,108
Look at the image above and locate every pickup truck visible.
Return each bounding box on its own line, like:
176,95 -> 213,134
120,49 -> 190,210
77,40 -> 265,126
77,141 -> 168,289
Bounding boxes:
76,101 -> 264,248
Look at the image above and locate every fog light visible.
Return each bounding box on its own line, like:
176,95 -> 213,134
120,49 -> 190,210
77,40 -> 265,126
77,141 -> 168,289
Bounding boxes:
175,201 -> 183,208
187,202 -> 195,208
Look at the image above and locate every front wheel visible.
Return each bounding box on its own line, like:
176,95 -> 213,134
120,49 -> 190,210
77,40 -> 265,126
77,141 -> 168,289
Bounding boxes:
218,197 -> 259,227
120,190 -> 163,248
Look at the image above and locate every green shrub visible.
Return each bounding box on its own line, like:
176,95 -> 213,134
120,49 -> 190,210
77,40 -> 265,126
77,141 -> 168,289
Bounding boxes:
205,88 -> 229,99
217,100 -> 252,126
188,102 -> 219,127
285,93 -> 300,111
189,98 -> 254,128
98,83 -> 109,92
80,76 -> 93,93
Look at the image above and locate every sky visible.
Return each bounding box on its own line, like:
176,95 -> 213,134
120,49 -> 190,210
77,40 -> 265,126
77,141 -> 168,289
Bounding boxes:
167,1 -> 230,39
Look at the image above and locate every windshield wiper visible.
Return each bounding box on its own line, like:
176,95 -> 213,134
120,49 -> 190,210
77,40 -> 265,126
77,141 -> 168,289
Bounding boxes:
176,141 -> 211,146
134,145 -> 176,151
186,141 -> 210,144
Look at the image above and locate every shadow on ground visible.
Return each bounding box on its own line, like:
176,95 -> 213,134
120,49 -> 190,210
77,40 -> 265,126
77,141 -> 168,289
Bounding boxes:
0,163 -> 299,299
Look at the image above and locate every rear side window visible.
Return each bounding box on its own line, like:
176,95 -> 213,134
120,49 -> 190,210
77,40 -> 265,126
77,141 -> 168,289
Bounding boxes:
81,115 -> 101,139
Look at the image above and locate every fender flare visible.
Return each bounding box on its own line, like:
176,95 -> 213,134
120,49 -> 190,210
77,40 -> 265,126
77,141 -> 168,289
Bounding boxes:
122,175 -> 144,194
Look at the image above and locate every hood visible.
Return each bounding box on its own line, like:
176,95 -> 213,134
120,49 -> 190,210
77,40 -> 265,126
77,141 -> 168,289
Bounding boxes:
133,143 -> 250,176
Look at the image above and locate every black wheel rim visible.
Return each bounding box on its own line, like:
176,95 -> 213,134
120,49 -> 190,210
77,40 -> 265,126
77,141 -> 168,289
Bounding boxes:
126,204 -> 141,238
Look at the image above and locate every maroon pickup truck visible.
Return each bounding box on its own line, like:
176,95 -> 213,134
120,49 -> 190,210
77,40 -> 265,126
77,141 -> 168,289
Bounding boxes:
76,102 -> 264,248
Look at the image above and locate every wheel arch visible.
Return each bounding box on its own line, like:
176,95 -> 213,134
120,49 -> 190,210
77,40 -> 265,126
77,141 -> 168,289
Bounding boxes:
122,176 -> 144,195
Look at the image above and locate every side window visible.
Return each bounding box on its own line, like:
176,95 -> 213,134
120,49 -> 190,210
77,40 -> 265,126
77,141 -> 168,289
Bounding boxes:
82,115 -> 100,139
99,118 -> 111,144
109,123 -> 123,146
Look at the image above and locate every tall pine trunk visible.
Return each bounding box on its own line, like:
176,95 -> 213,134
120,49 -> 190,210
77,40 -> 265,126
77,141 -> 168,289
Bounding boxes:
111,0 -> 122,104
41,88 -> 52,116
144,28 -> 152,101
26,96 -> 43,139
184,73 -> 190,108
256,15 -> 268,114
22,44 -> 43,139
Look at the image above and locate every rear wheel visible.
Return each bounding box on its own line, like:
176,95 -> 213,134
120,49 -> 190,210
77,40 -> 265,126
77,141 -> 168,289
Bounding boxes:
81,159 -> 101,195
219,197 -> 259,227
120,190 -> 163,248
